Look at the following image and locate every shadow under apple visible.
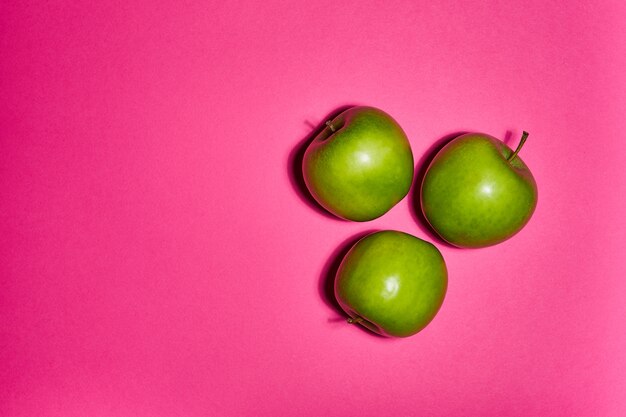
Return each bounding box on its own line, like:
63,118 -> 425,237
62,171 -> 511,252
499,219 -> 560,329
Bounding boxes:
408,132 -> 469,248
318,229 -> 388,338
287,105 -> 358,220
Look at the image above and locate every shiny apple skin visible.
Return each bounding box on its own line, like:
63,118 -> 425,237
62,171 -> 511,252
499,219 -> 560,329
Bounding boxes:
302,106 -> 414,222
420,133 -> 538,248
334,230 -> 448,338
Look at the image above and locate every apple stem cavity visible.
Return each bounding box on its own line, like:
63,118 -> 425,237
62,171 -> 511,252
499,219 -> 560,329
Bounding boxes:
347,316 -> 363,325
325,120 -> 336,133
508,131 -> 529,162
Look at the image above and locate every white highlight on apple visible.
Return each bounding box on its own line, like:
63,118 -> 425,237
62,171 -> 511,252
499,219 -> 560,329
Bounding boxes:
382,276 -> 400,299
355,151 -> 372,165
480,183 -> 494,197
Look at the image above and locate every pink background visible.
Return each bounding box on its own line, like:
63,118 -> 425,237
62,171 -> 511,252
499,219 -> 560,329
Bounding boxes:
2,1 -> 625,416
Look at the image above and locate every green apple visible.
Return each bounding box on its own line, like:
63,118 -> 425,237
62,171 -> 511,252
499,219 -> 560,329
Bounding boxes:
420,131 -> 538,248
302,106 -> 414,221
334,230 -> 447,337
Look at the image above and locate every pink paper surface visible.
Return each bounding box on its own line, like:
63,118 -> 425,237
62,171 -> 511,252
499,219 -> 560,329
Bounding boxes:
1,1 -> 625,416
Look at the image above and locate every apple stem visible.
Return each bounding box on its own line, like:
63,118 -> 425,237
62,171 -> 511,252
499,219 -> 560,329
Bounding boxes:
508,131 -> 529,162
325,120 -> 336,133
347,316 -> 363,325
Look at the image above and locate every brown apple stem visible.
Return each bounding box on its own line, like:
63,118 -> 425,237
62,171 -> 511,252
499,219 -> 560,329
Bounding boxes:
347,316 -> 363,325
325,120 -> 336,133
508,131 -> 529,162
